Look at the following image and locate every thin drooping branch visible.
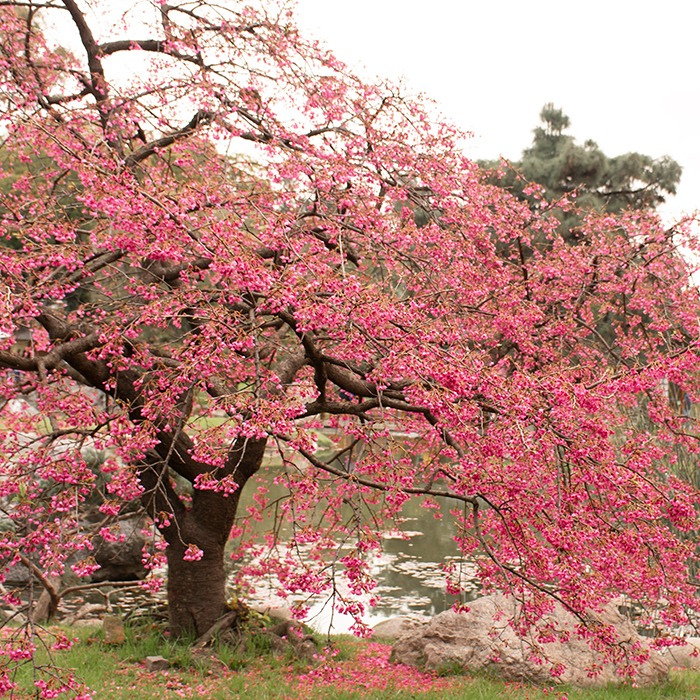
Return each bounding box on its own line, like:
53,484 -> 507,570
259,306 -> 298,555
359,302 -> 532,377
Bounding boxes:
138,453 -> 187,533
470,501 -> 592,629
296,445 -> 478,507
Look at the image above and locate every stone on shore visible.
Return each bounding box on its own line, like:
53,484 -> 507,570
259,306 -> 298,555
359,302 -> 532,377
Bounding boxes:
390,594 -> 669,687
372,615 -> 430,640
661,637 -> 700,670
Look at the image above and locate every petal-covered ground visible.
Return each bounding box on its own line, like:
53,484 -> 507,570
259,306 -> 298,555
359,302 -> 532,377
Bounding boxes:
288,641 -> 459,696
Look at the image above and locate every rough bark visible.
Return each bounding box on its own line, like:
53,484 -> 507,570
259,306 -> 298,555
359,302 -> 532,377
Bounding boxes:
161,438 -> 267,638
166,534 -> 228,638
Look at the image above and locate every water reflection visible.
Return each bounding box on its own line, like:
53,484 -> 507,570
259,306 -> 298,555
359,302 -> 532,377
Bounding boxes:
235,463 -> 480,632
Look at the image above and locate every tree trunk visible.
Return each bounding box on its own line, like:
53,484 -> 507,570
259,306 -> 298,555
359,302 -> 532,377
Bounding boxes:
159,438 -> 268,638
166,536 -> 228,638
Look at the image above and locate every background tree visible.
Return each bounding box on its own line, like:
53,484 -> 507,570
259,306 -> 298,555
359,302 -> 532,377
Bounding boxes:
480,103 -> 682,238
0,2 -> 700,692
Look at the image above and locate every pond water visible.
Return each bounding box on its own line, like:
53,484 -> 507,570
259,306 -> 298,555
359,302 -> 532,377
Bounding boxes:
235,462 -> 481,633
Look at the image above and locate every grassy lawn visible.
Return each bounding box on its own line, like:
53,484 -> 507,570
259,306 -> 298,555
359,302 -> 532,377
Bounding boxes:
6,622 -> 700,700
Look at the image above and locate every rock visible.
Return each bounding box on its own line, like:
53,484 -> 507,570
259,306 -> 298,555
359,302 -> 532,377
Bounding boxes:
248,601 -> 293,622
91,516 -> 148,582
390,594 -> 669,687
145,655 -> 170,672
661,637 -> 700,670
372,616 -> 430,640
103,614 -> 125,645
3,561 -> 31,587
64,602 -> 106,625
6,399 -> 38,415
0,609 -> 27,626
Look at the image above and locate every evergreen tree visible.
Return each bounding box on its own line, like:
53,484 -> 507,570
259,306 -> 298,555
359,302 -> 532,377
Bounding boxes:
481,104 -> 682,238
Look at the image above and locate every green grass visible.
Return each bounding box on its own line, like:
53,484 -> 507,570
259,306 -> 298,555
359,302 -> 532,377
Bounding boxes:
6,621 -> 700,700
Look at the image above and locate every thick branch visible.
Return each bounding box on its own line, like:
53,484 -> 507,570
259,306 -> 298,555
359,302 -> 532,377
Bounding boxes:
18,553 -> 60,621
98,39 -> 202,65
32,315 -> 208,485
124,110 -> 215,166
302,398 -> 379,418
60,0 -> 107,101
0,330 -> 100,372
188,437 -> 267,537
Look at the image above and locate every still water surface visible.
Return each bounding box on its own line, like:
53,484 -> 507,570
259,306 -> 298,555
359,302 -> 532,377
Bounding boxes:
236,463 -> 480,632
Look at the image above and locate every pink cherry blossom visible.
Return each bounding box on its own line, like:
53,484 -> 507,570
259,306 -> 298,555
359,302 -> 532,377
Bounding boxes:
0,0 -> 698,691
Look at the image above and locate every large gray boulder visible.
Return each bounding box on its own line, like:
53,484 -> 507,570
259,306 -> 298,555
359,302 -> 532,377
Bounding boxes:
390,594 -> 669,687
91,515 -> 149,582
372,615 -> 430,640
660,637 -> 700,670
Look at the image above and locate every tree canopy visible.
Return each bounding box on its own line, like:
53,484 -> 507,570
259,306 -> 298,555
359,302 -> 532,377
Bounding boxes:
0,2 -> 700,694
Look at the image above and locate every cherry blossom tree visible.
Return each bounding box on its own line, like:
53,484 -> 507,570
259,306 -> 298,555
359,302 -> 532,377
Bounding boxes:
1,0 -> 700,688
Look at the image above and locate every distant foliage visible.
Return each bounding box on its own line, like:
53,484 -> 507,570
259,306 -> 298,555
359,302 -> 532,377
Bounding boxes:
481,103 -> 682,239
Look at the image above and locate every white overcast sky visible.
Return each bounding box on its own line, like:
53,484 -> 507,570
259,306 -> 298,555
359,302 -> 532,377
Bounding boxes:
294,0 -> 700,223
